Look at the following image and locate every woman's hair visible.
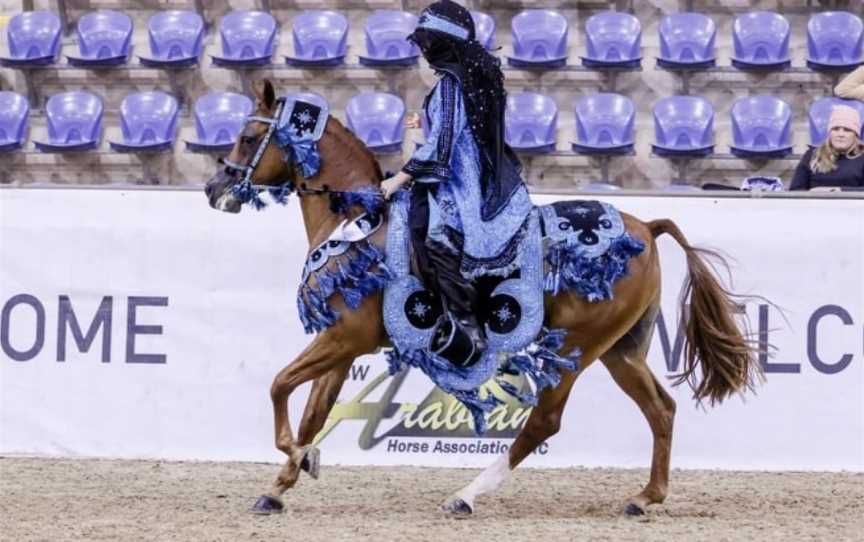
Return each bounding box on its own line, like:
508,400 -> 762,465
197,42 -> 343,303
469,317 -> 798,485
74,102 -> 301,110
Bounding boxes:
810,132 -> 864,173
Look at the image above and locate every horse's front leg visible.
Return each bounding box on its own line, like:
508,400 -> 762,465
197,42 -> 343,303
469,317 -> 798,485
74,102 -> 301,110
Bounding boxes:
269,361 -> 352,496
270,333 -> 353,463
251,335 -> 355,515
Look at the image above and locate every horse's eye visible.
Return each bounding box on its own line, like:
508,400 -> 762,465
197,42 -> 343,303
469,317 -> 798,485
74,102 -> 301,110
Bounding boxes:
241,135 -> 257,146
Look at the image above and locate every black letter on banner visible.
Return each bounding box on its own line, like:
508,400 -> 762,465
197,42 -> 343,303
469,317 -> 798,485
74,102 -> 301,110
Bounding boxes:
759,304 -> 800,373
126,297 -> 168,364
57,296 -> 113,363
656,307 -> 688,373
808,305 -> 854,375
1,294 -> 45,362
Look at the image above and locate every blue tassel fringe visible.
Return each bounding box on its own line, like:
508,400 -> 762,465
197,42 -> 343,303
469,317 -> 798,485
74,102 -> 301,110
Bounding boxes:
544,234 -> 646,302
297,239 -> 393,333
385,348 -> 503,434
386,327 -> 580,435
329,185 -> 385,216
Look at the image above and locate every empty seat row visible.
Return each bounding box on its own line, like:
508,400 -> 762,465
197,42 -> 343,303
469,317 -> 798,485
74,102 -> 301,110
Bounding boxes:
3,9 -> 861,71
3,89 -> 860,159
0,90 -> 407,153
511,9 -> 863,70
507,93 -> 864,157
0,90 -> 247,152
0,9 -> 494,69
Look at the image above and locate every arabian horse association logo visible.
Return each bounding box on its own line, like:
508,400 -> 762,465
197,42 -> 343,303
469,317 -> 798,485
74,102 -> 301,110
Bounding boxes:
313,365 -> 538,453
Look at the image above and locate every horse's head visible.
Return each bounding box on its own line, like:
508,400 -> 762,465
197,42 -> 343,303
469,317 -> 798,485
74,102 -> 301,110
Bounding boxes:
205,79 -> 293,213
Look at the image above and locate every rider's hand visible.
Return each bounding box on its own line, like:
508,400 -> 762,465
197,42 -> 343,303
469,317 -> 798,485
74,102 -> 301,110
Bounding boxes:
381,172 -> 412,200
404,113 -> 421,130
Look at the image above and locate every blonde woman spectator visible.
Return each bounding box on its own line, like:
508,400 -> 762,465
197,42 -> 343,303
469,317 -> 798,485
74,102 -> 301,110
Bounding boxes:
791,105 -> 864,190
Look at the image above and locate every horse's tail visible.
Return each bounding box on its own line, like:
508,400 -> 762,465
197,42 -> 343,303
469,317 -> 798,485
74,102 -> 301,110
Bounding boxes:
648,219 -> 763,405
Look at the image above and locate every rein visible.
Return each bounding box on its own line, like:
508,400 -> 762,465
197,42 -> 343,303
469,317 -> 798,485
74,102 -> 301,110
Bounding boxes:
238,179 -> 386,216
222,97 -> 384,215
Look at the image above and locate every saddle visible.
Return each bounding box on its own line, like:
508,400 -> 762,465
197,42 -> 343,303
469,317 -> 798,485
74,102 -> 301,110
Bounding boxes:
382,192 -> 644,432
387,196 -> 544,369
294,190 -> 644,433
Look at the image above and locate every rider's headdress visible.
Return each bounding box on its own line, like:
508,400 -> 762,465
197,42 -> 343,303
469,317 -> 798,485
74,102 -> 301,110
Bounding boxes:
410,0 -> 475,42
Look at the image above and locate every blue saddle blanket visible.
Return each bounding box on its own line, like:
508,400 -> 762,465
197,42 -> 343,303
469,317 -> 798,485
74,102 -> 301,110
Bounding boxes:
383,193 -> 645,433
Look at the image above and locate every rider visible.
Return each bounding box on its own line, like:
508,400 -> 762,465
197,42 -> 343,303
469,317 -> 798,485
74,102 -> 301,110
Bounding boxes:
381,0 -> 532,360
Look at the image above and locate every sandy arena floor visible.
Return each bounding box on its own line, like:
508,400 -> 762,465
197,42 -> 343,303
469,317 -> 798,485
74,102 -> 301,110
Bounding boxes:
1,457 -> 862,542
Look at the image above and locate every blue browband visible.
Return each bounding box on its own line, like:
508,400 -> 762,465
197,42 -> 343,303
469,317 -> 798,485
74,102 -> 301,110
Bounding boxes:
417,12 -> 470,41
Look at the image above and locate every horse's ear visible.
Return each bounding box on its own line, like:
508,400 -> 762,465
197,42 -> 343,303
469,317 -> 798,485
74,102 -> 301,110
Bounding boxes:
253,79 -> 276,112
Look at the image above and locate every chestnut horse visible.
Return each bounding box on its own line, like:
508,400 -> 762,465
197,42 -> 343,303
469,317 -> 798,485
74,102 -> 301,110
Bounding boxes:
204,81 -> 761,517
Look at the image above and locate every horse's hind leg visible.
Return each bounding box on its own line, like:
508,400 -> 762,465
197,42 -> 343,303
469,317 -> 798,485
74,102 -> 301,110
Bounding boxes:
442,335 -> 588,517
600,300 -> 677,516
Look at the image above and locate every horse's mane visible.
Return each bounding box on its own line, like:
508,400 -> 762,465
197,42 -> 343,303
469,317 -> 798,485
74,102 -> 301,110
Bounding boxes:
324,116 -> 384,183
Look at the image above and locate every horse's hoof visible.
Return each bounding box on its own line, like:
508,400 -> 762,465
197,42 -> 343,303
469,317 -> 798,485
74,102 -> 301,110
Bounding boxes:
625,502 -> 646,517
300,447 -> 320,480
250,495 -> 284,515
442,498 -> 473,519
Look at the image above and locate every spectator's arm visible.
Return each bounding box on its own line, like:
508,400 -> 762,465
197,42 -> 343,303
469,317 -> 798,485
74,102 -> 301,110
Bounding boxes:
834,66 -> 864,100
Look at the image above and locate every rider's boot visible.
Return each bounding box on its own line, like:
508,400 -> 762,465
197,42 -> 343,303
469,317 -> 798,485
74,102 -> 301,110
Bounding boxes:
426,242 -> 487,365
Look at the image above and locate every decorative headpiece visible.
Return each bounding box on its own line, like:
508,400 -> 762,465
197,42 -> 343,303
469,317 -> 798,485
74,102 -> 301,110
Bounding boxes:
410,0 -> 476,43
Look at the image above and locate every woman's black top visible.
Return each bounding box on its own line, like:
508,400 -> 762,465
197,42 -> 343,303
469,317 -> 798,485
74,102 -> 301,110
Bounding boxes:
790,147 -> 864,190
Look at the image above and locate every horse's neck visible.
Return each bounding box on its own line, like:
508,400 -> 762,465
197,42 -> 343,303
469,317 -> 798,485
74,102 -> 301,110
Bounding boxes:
297,122 -> 382,248
299,195 -> 341,247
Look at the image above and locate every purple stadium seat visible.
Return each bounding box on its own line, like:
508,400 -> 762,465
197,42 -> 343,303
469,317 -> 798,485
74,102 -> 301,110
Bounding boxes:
471,11 -> 495,51
346,92 -> 405,153
582,11 -> 641,68
731,12 -> 791,70
730,95 -> 792,158
657,12 -> 716,69
0,11 -> 62,67
285,10 -> 348,67
652,96 -> 714,156
139,11 -> 204,68
807,12 -> 864,71
211,11 -> 276,67
186,92 -> 254,153
572,93 -> 635,154
359,11 -> 419,67
34,91 -> 103,152
507,10 -> 568,68
808,97 -> 864,145
505,92 -> 557,153
110,92 -> 179,153
0,92 -> 29,152
67,11 -> 133,67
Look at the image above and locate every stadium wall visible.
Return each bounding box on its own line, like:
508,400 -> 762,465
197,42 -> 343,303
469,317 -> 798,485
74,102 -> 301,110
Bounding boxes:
1,186 -> 862,472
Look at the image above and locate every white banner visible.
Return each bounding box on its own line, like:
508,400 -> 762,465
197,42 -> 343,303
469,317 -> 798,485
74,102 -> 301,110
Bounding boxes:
0,188 -> 862,471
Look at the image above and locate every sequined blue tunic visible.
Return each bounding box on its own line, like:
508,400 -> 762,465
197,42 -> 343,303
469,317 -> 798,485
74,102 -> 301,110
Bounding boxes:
402,74 -> 533,278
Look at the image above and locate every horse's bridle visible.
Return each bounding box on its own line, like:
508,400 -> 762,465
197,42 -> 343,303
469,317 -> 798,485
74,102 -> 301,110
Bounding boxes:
219,96 -> 385,214
221,97 -> 289,187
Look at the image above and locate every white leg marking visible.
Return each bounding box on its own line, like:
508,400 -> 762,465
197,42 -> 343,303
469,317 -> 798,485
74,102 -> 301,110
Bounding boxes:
455,454 -> 512,509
